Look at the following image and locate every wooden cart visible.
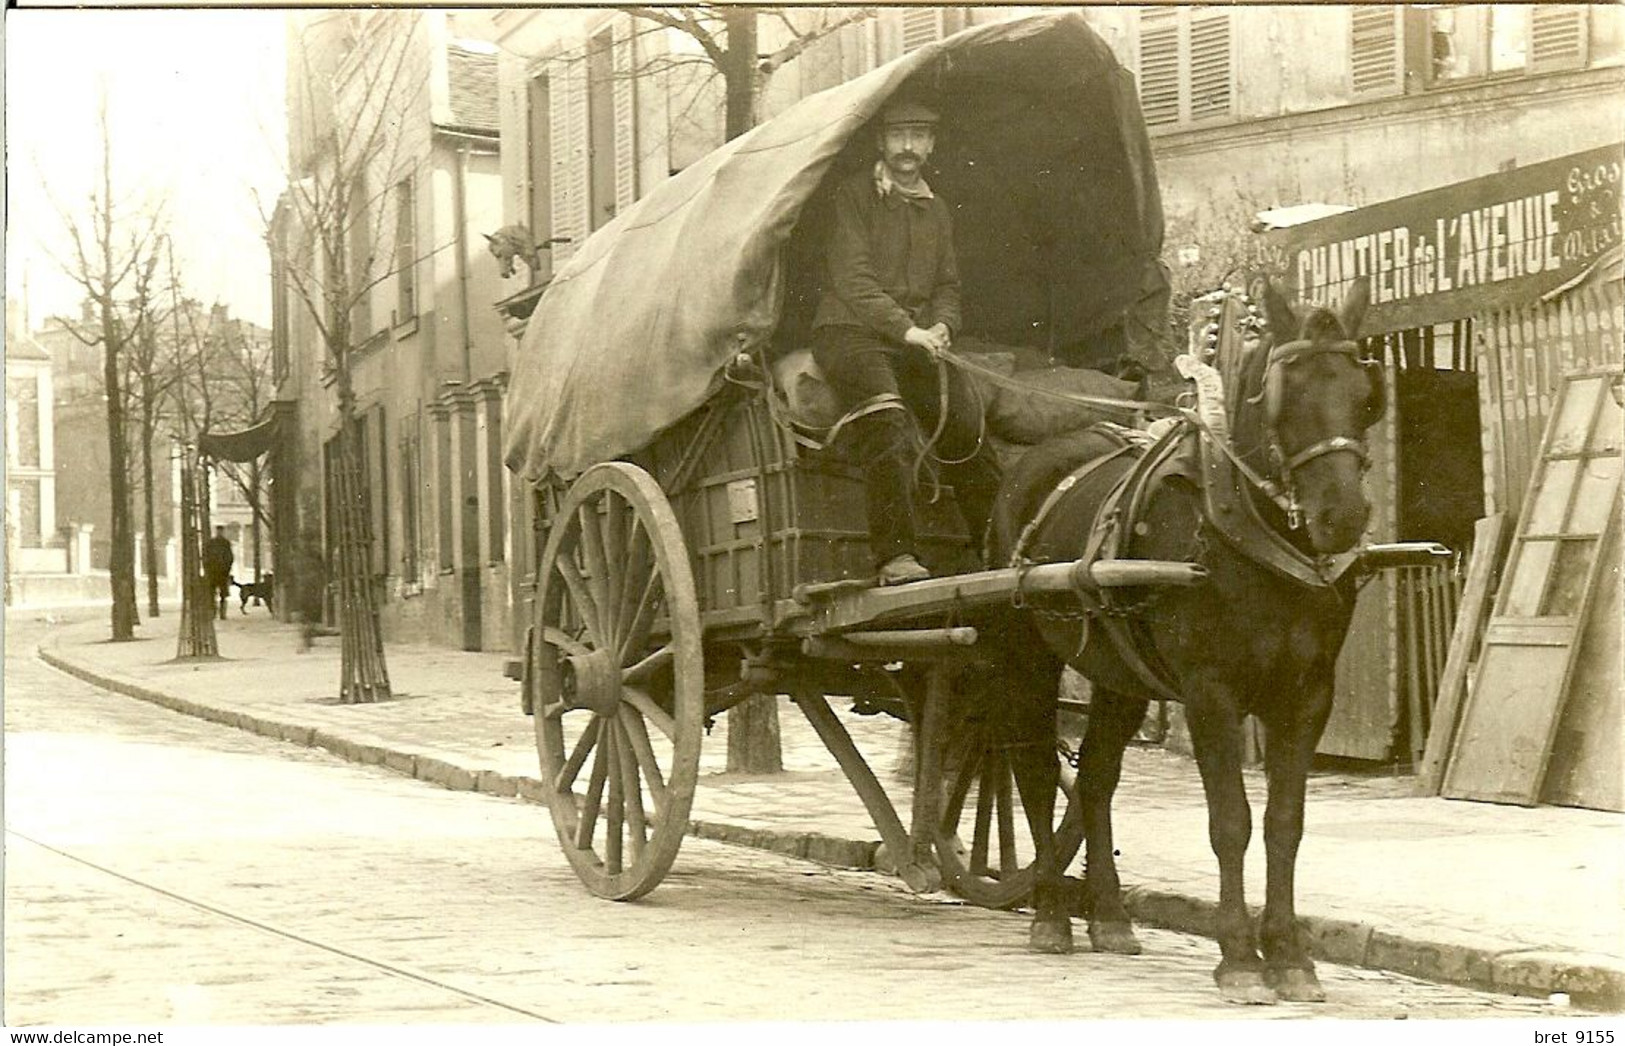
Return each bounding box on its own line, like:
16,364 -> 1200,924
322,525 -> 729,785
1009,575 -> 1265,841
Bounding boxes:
505,12 -> 1170,907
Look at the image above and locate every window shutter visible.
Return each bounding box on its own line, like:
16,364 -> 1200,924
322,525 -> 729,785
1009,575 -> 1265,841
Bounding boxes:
1187,10 -> 1232,120
613,20 -> 638,211
1530,6 -> 1587,71
1351,6 -> 1403,96
550,56 -> 590,265
900,8 -> 943,53
1138,11 -> 1180,127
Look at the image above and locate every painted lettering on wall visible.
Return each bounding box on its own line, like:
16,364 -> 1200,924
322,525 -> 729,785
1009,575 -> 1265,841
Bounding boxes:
1269,144 -> 1624,329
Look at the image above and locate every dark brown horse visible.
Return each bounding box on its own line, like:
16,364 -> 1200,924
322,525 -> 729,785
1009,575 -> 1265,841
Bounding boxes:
983,280 -> 1383,1004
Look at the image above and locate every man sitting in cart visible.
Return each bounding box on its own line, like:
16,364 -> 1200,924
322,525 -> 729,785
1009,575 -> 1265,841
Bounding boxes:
812,98 -> 1001,586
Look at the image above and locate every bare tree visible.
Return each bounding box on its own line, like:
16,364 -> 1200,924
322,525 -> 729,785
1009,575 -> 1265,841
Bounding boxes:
167,246 -> 220,659
53,89 -> 164,641
263,12 -> 433,703
622,6 -> 875,140
124,242 -> 182,618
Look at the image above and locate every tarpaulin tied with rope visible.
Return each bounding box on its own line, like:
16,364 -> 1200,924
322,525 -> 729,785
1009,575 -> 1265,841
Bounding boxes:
504,10 -> 1168,484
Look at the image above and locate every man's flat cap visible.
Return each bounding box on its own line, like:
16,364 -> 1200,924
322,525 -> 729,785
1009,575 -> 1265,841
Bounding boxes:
879,100 -> 939,127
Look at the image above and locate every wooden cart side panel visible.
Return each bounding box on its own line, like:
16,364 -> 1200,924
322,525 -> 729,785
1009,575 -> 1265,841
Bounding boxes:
645,391 -> 978,631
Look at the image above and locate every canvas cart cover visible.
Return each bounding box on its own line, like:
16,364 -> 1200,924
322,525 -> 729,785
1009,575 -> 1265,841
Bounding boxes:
505,10 -> 1166,482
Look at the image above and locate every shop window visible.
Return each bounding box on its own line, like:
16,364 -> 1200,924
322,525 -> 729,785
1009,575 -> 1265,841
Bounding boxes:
1137,7 -> 1232,129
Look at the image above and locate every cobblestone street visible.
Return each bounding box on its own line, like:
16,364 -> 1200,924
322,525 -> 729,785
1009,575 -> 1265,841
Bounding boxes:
4,612 -> 1572,1026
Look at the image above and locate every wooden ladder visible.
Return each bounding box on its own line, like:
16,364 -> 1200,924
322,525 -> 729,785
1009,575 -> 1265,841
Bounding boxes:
1441,368 -> 1623,805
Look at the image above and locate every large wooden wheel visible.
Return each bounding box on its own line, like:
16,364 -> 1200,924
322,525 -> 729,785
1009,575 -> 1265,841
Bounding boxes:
932,710 -> 1084,910
531,462 -> 704,900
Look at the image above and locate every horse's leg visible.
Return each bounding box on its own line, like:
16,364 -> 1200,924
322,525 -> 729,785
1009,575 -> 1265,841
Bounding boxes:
1258,680 -> 1335,1002
1076,686 -> 1149,954
1002,637 -> 1072,954
1185,684 -> 1274,1004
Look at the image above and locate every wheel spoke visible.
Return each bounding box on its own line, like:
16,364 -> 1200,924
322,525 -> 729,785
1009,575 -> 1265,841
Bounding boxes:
620,705 -> 669,821
939,741 -> 984,830
622,686 -> 677,741
615,718 -> 648,864
604,725 -> 625,875
622,644 -> 674,686
601,492 -> 630,637
541,626 -> 591,659
554,716 -> 602,794
971,762 -> 996,878
555,556 -> 605,647
614,524 -> 653,652
574,719 -> 612,851
996,752 -> 1018,878
578,501 -> 613,638
618,570 -> 664,663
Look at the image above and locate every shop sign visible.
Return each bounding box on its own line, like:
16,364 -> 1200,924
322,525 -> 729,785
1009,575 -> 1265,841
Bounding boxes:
1266,143 -> 1623,333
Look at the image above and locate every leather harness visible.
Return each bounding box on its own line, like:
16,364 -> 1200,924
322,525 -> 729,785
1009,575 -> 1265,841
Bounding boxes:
1009,338 -> 1371,705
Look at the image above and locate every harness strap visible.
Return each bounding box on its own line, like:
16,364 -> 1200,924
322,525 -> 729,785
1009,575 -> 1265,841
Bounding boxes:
1009,433 -> 1140,568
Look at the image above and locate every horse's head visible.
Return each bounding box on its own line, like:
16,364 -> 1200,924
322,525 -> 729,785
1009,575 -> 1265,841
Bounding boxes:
1257,279 -> 1384,554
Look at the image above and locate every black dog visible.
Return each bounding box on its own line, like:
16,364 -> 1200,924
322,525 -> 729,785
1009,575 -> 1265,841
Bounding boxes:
233,574 -> 274,614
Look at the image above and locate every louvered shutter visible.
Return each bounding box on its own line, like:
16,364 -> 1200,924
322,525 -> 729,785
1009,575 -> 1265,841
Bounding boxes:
550,56 -> 589,266
1530,5 -> 1588,71
1188,9 -> 1232,120
899,8 -> 943,54
1351,6 -> 1403,96
1138,10 -> 1180,127
612,19 -> 638,210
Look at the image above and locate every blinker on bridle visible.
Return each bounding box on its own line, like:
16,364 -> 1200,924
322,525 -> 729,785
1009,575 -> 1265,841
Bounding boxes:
1256,337 -> 1379,529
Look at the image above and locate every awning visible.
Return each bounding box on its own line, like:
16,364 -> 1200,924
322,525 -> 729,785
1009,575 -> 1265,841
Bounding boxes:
199,409 -> 282,462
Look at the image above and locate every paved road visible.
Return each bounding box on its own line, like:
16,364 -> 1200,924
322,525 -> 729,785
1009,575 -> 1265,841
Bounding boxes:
3,609 -> 1561,1025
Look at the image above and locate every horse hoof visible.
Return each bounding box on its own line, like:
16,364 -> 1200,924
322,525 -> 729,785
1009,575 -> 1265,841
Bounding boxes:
1029,918 -> 1075,955
1266,966 -> 1326,1003
1215,967 -> 1278,1006
1088,921 -> 1143,955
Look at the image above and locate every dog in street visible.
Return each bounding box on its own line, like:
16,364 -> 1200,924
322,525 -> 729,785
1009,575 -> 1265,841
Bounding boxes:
233,574 -> 274,614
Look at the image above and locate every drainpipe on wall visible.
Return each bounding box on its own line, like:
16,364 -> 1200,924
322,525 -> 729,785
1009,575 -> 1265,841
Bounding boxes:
454,141 -> 473,385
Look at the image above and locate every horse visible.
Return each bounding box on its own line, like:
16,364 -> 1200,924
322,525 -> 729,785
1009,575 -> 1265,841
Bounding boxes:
982,279 -> 1383,1004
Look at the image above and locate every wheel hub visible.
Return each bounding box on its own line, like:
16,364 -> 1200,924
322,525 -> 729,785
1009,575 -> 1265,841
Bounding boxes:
560,649 -> 623,716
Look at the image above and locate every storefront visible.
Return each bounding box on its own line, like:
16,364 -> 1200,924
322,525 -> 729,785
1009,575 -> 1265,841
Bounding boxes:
1264,143 -> 1622,785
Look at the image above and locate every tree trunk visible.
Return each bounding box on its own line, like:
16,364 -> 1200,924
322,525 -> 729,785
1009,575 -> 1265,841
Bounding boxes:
174,452 -> 218,659
141,399 -> 160,618
333,413 -> 392,702
101,296 -> 139,641
718,7 -> 782,773
722,8 -> 758,142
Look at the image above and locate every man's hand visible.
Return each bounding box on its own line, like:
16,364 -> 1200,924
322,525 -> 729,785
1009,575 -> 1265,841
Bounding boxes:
904,324 -> 952,358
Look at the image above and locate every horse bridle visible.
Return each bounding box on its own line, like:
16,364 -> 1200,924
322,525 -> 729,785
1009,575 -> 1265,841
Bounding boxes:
1257,337 -> 1381,527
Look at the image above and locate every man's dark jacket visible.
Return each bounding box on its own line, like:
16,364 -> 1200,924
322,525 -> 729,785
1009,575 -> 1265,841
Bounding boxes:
812,167 -> 962,342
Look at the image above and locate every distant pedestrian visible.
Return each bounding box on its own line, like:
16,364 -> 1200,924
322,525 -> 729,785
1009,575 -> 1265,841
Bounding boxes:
202,526 -> 235,621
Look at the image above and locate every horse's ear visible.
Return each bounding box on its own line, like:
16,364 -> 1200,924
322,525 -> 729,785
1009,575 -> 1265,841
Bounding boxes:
1261,280 -> 1299,344
1338,278 -> 1370,339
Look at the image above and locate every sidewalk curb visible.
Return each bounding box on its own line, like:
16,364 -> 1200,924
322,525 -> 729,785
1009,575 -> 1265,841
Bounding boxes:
35,639 -> 1624,1011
